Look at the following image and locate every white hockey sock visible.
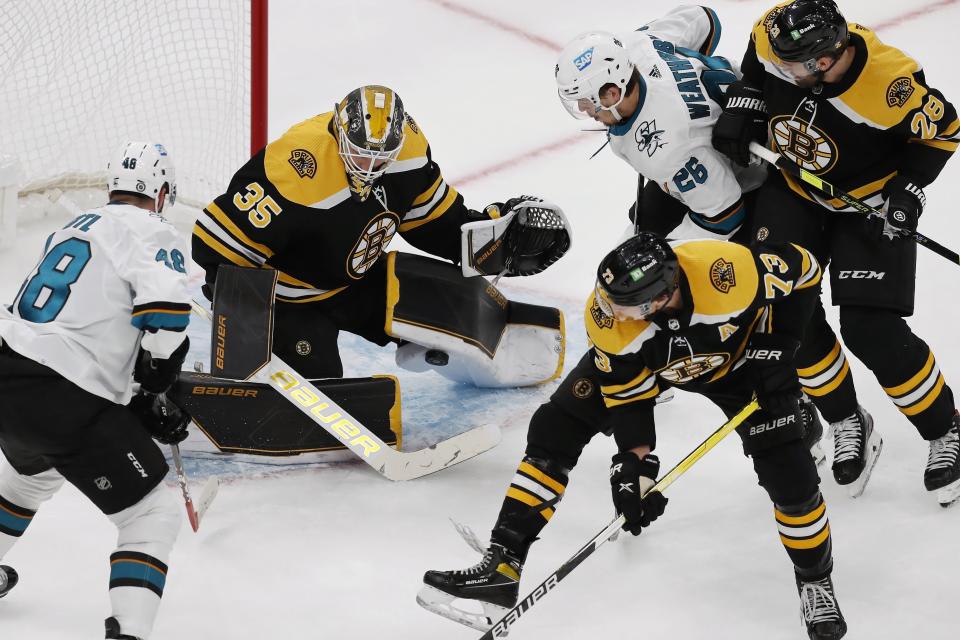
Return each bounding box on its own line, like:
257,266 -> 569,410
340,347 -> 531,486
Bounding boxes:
106,483 -> 181,639
0,456 -> 64,558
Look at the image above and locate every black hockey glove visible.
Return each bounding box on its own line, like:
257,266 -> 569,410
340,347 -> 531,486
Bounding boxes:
712,82 -> 768,167
134,336 -> 190,394
745,332 -> 801,416
129,392 -> 190,445
869,175 -> 925,241
609,452 -> 668,536
502,199 -> 571,276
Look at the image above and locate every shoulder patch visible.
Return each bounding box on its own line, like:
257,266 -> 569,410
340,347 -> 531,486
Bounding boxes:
288,148 -> 317,178
886,77 -> 915,108
709,258 -> 737,293
590,297 -> 614,330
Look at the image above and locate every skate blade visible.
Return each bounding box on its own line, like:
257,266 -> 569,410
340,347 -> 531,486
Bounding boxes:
848,432 -> 883,499
936,478 -> 960,508
416,585 -> 506,632
809,441 -> 826,467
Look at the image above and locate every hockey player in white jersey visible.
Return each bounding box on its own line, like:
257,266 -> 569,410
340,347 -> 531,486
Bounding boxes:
555,4 -> 766,241
0,142 -> 191,640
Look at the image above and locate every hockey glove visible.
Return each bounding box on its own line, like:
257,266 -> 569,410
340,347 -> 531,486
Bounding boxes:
129,392 -> 190,445
502,199 -> 571,276
134,336 -> 190,394
745,332 -> 801,417
711,82 -> 768,167
609,452 -> 668,536
870,175 -> 925,241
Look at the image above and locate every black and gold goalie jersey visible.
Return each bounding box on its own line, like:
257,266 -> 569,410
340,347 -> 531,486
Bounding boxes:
193,113 -> 473,303
744,3 -> 959,211
586,239 -> 821,446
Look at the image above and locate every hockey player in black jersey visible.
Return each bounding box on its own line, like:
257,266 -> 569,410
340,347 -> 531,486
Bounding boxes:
192,85 -> 571,389
713,0 -> 960,506
0,142 -> 192,639
420,233 -> 847,640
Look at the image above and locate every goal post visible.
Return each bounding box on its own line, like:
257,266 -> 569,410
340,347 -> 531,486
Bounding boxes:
0,0 -> 268,238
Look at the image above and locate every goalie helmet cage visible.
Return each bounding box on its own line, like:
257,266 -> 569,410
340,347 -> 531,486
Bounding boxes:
0,0 -> 268,226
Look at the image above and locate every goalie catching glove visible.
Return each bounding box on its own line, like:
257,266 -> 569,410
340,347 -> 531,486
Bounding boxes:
460,196 -> 571,277
609,452 -> 668,535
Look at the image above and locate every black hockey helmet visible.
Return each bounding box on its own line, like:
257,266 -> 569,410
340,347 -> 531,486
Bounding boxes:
596,232 -> 679,317
769,0 -> 848,63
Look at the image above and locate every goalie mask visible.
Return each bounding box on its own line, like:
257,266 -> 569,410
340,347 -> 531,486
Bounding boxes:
596,232 -> 678,321
555,32 -> 635,121
334,85 -> 406,200
107,141 -> 177,213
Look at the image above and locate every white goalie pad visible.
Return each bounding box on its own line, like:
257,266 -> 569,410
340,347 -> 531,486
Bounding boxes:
395,319 -> 564,388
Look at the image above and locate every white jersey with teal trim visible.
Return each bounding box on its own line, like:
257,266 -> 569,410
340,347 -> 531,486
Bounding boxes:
0,203 -> 191,404
608,6 -> 766,239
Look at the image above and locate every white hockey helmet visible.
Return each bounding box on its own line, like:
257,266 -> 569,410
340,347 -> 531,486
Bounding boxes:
107,141 -> 177,212
555,31 -> 635,120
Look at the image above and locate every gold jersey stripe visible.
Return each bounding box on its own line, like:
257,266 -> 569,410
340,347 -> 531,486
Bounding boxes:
600,368 -> 655,395
206,202 -> 274,259
399,185 -> 458,232
910,138 -> 959,152
884,351 -> 935,397
775,501 -> 826,526
276,287 -> 347,303
518,462 -> 566,495
411,175 -> 442,207
780,524 -> 831,550
603,385 -> 661,408
193,224 -> 257,268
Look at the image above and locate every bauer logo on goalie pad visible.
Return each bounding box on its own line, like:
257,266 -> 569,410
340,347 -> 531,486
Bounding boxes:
288,149 -> 317,178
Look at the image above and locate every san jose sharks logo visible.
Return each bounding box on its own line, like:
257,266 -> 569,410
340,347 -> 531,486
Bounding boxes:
635,119 -> 666,157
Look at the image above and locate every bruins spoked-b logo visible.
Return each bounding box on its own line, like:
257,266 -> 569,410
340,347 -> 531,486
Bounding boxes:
658,353 -> 729,384
572,378 -> 595,399
348,212 -> 399,279
886,77 -> 915,108
288,149 -> 317,178
709,258 -> 736,293
770,115 -> 838,173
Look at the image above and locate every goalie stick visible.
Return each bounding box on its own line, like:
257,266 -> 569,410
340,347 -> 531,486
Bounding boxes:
190,299 -> 501,481
478,399 -> 760,639
748,142 -> 960,266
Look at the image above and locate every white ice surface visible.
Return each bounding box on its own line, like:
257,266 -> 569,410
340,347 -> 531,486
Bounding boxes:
1,1 -> 959,639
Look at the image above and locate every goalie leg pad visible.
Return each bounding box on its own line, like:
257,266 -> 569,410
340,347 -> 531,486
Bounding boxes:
387,253 -> 564,387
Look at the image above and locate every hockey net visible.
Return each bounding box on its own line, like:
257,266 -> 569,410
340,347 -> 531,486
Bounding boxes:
0,0 -> 267,242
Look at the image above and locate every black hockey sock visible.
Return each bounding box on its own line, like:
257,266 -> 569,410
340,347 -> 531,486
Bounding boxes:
494,456 -> 569,545
775,492 -> 833,581
795,303 -> 858,423
840,306 -> 955,440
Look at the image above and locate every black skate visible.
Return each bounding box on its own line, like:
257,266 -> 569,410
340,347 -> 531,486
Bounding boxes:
830,406 -> 882,498
418,542 -> 522,631
0,565 -> 18,599
797,574 -> 847,640
105,616 -> 143,639
800,396 -> 826,467
924,411 -> 960,508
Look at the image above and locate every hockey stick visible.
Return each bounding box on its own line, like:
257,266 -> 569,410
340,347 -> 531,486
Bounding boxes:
748,142 -> 960,265
189,300 -> 501,481
479,399 -> 760,639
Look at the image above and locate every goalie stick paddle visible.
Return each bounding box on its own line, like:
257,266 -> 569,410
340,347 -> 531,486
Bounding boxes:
478,399 -> 760,640
748,142 -> 960,266
189,300 -> 501,481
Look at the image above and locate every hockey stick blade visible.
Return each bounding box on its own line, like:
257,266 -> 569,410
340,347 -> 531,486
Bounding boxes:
478,399 -> 759,639
253,354 -> 501,481
196,477 -> 220,523
748,142 -> 960,266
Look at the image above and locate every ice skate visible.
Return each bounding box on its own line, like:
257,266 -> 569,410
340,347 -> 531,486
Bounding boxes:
0,565 -> 18,599
800,396 -> 826,467
797,574 -> 847,640
830,406 -> 882,498
105,616 -> 143,639
925,412 -> 960,508
418,542 -> 522,632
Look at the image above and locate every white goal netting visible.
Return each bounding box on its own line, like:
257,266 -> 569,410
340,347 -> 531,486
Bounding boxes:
0,0 -> 259,237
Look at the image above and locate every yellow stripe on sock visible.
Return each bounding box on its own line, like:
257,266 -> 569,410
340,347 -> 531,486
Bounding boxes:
884,351 -> 935,397
775,501 -> 826,526
518,462 -> 566,495
802,360 -> 850,397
